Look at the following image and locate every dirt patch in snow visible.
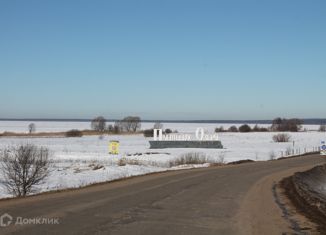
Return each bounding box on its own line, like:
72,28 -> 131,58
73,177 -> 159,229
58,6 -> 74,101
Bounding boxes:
281,163 -> 326,233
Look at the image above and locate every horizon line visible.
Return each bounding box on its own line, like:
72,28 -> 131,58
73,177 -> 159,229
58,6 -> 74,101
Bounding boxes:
0,118 -> 325,125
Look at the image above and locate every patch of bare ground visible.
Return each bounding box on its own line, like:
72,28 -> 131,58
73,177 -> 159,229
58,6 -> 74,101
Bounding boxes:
281,164 -> 326,234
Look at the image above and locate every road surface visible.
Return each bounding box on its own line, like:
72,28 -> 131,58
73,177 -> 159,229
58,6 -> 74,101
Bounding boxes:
0,154 -> 325,235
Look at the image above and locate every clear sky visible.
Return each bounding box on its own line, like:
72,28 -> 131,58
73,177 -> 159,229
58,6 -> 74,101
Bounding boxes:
1,0 -> 325,120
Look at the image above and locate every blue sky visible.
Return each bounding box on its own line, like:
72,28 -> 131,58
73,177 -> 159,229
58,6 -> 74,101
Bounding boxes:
1,0 -> 325,120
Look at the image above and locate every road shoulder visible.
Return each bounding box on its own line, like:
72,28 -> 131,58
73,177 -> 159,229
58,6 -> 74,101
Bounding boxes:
235,165 -> 320,235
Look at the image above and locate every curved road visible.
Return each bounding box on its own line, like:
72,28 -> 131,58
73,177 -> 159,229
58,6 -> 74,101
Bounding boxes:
0,154 -> 325,235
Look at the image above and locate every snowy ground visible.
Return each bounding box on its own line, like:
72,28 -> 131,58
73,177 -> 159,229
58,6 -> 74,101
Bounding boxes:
0,121 -> 325,199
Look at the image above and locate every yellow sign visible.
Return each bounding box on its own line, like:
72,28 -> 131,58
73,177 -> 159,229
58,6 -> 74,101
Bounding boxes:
109,141 -> 120,155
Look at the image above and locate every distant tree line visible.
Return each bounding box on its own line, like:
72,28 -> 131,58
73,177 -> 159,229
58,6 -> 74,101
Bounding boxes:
26,116 -> 325,137
215,117 -> 304,133
24,116 -> 142,138
215,124 -> 269,133
271,118 -> 302,132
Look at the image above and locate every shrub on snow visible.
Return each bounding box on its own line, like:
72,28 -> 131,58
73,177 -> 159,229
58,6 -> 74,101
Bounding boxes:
273,133 -> 291,142
65,129 -> 83,137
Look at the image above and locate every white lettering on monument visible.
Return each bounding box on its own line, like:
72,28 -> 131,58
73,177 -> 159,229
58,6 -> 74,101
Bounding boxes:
153,128 -> 219,141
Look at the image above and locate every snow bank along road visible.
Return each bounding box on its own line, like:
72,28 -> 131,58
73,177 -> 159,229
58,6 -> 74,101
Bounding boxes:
0,154 -> 325,235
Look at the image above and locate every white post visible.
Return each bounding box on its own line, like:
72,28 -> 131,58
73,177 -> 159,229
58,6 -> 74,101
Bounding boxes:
153,129 -> 163,141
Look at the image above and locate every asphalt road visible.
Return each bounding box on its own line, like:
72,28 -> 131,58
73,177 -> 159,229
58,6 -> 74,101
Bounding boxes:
0,154 -> 325,235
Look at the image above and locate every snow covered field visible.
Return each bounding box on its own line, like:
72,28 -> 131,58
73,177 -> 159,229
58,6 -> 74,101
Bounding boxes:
0,121 -> 325,199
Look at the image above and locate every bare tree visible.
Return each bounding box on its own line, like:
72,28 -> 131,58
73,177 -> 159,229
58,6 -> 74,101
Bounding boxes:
1,144 -> 51,197
153,122 -> 163,129
91,116 -> 106,132
121,116 -> 141,132
319,125 -> 326,132
287,118 -> 303,132
271,117 -> 283,131
28,123 -> 36,134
